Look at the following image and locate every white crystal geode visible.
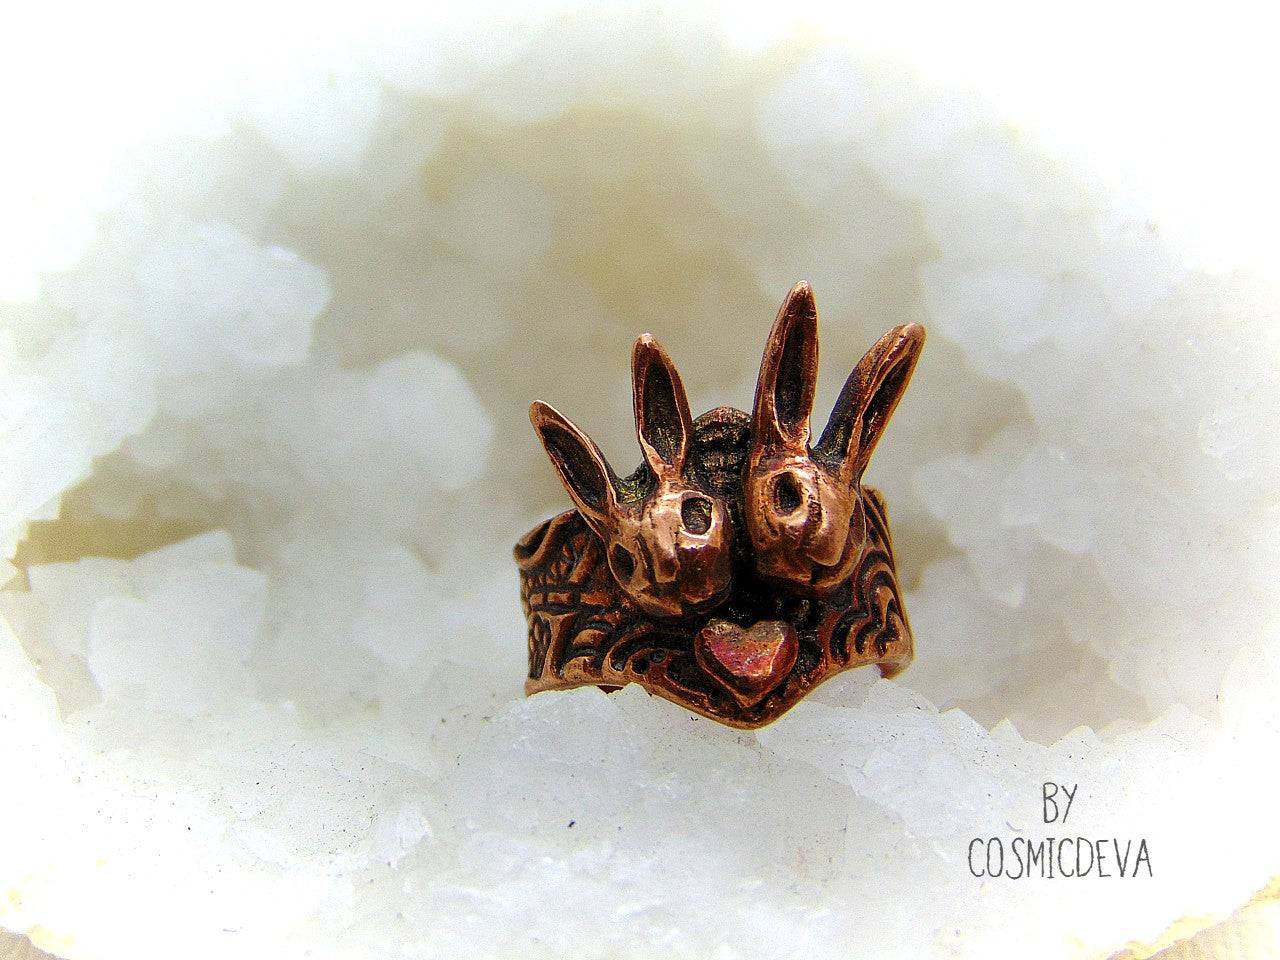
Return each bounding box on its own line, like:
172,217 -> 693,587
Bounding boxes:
1,7 -> 1278,960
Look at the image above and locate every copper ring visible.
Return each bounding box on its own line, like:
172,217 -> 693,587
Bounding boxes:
516,281 -> 925,729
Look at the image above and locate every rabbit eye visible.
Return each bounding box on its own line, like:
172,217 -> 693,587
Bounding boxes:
681,496 -> 713,534
773,473 -> 803,515
609,543 -> 636,581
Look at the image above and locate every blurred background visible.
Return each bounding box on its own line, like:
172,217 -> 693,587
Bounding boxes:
1,2 -> 1277,958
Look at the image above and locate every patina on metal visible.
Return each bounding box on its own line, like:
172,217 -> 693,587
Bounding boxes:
517,281 -> 925,728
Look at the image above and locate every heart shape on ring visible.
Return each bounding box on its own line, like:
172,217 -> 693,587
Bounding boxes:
694,619 -> 799,709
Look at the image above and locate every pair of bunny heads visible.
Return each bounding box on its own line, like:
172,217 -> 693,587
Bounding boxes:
530,281 -> 925,620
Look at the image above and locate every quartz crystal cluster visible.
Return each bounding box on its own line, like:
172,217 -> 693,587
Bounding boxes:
0,7 -> 1277,960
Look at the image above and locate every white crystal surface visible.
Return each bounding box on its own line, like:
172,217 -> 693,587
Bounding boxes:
1,6 -> 1278,960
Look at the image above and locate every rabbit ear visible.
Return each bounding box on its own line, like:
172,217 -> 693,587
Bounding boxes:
751,280 -> 819,452
632,334 -> 694,478
530,400 -> 622,540
815,323 -> 925,482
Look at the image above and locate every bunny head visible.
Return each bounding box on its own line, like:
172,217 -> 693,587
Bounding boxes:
531,335 -> 733,620
745,281 -> 924,596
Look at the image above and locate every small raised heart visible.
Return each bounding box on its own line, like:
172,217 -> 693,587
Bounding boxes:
694,619 -> 798,709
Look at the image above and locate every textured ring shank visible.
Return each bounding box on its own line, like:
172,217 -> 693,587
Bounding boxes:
517,483 -> 912,729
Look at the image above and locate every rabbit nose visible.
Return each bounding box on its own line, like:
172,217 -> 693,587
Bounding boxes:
651,543 -> 680,584
805,512 -> 845,566
802,478 -> 852,567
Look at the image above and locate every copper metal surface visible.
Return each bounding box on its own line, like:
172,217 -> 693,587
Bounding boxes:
517,281 -> 924,728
